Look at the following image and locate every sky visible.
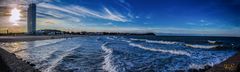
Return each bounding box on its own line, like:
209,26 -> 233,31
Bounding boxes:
0,0 -> 240,37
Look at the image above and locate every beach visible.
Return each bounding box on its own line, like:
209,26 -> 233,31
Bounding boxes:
0,35 -> 239,72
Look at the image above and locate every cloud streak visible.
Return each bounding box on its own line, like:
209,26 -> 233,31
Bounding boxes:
37,3 -> 129,22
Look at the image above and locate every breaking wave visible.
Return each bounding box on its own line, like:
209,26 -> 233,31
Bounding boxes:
188,63 -> 213,69
106,37 -> 115,40
208,40 -> 217,44
0,36 -> 237,72
185,44 -> 218,49
129,38 -> 222,50
42,45 -> 81,72
101,43 -> 117,72
130,38 -> 179,45
129,43 -> 191,56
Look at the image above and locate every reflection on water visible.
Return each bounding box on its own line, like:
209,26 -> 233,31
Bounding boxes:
0,42 -> 27,53
27,42 -> 36,49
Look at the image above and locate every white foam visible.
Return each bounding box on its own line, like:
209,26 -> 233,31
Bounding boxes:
106,37 -> 115,40
208,40 -> 217,44
101,43 -> 117,72
130,38 -> 146,41
43,45 -> 81,72
31,39 -> 66,48
121,40 -> 131,43
145,40 -> 178,44
189,64 -> 207,69
185,44 -> 218,49
129,43 -> 191,56
130,38 -> 179,45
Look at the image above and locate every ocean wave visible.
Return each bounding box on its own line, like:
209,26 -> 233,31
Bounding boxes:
0,39 -> 66,54
208,40 -> 217,44
185,44 -> 218,49
31,39 -> 66,48
42,45 -> 81,72
129,43 -> 191,56
207,40 -> 223,44
130,38 -> 179,45
188,63 -> 213,69
101,43 -> 117,72
106,37 -> 115,40
121,40 -> 131,43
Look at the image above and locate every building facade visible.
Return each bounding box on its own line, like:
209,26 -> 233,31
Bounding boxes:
27,3 -> 36,35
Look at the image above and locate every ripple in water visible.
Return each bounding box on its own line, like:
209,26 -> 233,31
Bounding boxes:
0,36 -> 237,72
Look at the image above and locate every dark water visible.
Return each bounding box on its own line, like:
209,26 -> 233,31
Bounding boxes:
0,36 -> 239,72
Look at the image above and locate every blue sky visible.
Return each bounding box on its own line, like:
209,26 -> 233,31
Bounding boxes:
1,0 -> 240,36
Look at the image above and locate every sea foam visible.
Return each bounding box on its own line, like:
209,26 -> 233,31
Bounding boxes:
129,43 -> 191,56
185,44 -> 218,49
43,45 -> 81,72
208,40 -> 217,44
130,38 -> 179,45
101,43 -> 117,72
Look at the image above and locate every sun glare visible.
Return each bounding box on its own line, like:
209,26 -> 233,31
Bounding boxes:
10,8 -> 21,26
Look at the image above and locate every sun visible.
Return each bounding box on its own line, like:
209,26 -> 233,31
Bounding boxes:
9,8 -> 21,26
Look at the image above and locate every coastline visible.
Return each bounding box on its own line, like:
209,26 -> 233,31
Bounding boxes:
0,35 -> 83,42
0,35 -> 239,72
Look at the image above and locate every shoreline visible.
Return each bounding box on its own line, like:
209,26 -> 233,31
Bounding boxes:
206,51 -> 240,72
0,35 -> 239,72
0,35 -> 82,42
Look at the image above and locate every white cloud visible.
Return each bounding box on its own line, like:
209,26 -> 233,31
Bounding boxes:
103,7 -> 128,22
38,3 -> 82,16
37,3 -> 129,22
37,5 -> 82,24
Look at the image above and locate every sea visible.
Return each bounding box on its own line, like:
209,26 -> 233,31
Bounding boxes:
0,36 -> 239,72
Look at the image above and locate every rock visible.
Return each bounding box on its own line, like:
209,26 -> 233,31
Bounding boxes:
30,63 -> 35,67
188,69 -> 199,72
26,61 -> 30,64
204,65 -> 212,70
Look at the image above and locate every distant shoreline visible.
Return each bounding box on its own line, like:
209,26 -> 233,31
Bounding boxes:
0,35 -> 83,42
